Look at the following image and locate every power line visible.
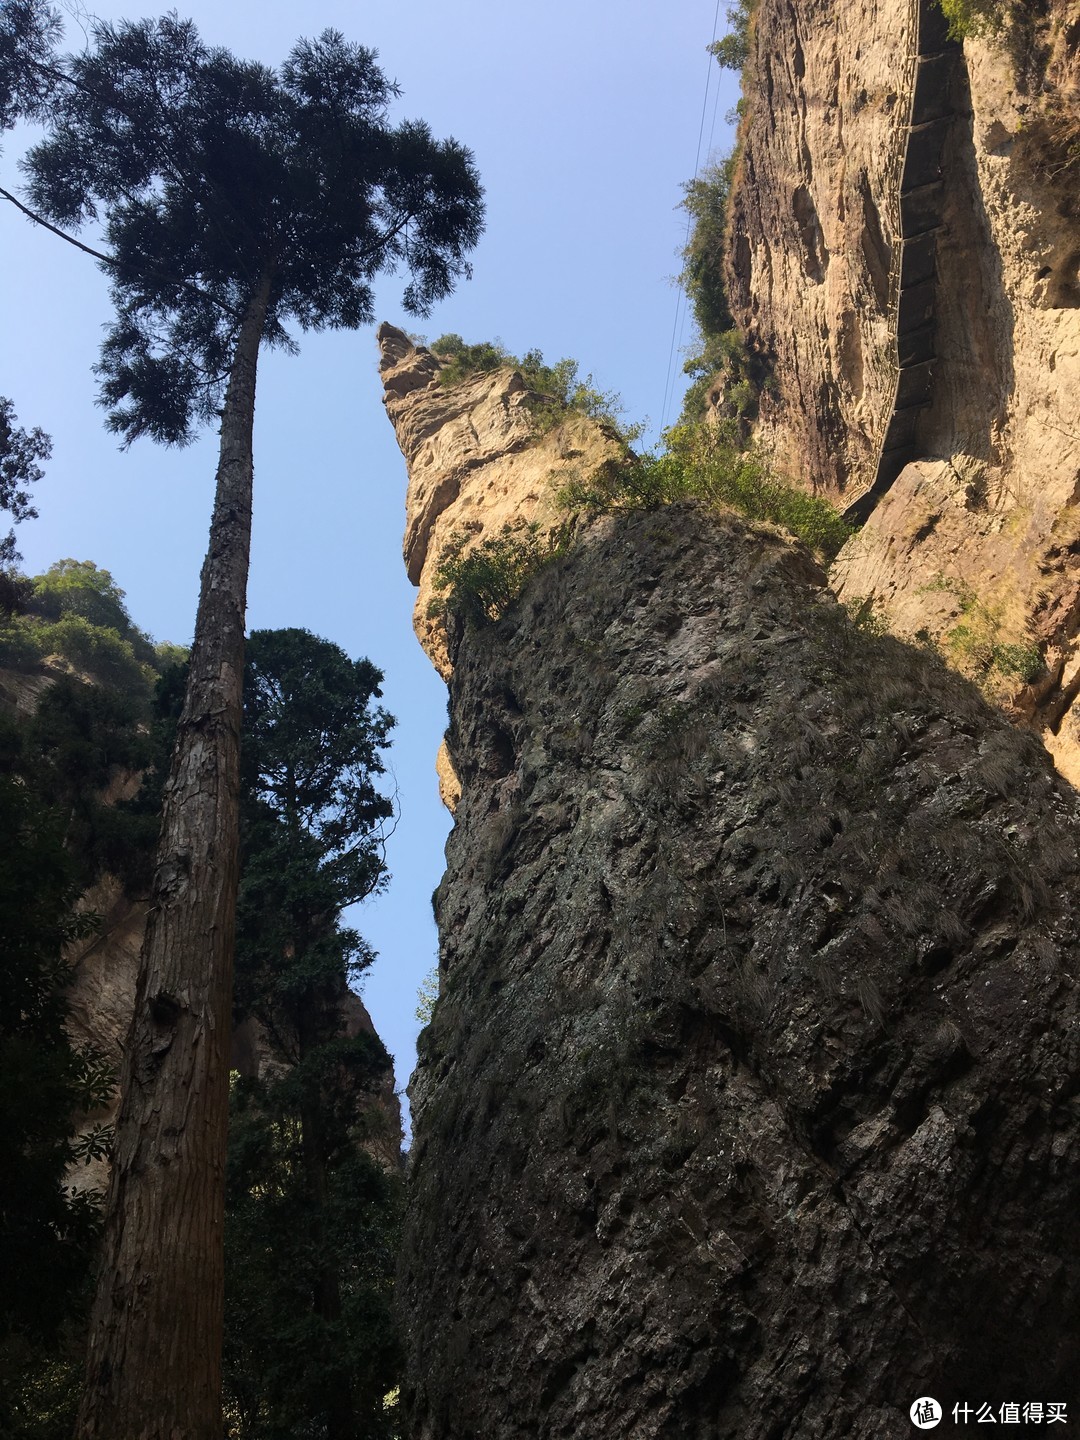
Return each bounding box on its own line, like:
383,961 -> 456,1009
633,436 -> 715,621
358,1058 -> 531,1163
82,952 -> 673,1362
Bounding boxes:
660,0 -> 724,435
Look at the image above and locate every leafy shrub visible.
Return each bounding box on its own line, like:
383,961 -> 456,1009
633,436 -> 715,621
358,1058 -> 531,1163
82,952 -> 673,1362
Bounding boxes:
559,421 -> 851,561
27,560 -> 158,667
431,334 -> 628,435
937,0 -> 1007,39
415,966 -> 440,1027
35,615 -> 150,692
708,0 -> 756,72
429,520 -> 572,624
0,615 -> 46,670
918,574 -> 1044,689
844,596 -> 890,637
153,640 -> 189,671
992,642 -> 1043,684
680,158 -> 738,343
0,559 -> 183,690
0,397 -> 51,573
678,157 -> 773,429
430,333 -> 514,386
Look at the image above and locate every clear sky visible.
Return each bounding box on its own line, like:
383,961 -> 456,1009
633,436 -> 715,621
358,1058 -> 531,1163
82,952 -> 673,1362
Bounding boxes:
0,0 -> 740,1135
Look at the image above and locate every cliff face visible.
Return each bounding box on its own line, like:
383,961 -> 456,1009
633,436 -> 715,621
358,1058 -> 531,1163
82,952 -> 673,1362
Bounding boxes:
729,0 -> 1080,781
377,325 -> 625,685
385,380 -> 1080,1434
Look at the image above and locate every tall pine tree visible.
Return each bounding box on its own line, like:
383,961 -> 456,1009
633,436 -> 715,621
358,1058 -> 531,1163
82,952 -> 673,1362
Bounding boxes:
15,20 -> 483,1436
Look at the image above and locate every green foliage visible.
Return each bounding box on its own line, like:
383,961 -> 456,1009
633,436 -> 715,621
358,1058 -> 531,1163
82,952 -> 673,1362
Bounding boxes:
431,334 -> 629,435
0,1 -> 61,140
708,0 -> 756,71
430,519 -> 573,625
0,612 -> 46,668
992,642 -> 1043,683
415,965 -> 440,1026
224,627 -> 401,1439
681,159 -> 737,343
153,640 -> 189,670
34,615 -> 149,691
0,559 -> 180,691
843,596 -> 890,638
23,19 -> 484,447
431,333 -> 515,385
936,0 -> 1007,39
0,711 -> 112,1439
559,421 -> 852,561
0,397 -> 50,568
29,559 -> 132,634
920,574 -> 1044,690
678,155 -> 771,429
241,628 -> 394,900
224,1079 -> 403,1440
21,674 -> 161,891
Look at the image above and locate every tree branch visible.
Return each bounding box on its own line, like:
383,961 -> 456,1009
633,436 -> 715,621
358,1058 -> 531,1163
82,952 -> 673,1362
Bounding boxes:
0,184 -> 241,318
0,182 -> 117,264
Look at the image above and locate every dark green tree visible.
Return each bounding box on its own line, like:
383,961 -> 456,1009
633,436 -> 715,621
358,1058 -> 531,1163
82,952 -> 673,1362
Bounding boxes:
0,711 -> 111,1440
0,0 -> 60,139
28,560 -> 133,634
708,0 -> 755,73
14,20 -> 482,1438
0,397 -> 51,572
224,628 -> 398,1440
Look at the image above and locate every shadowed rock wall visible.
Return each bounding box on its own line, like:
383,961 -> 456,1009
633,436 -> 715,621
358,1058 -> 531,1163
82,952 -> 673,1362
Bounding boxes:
398,504 -> 1080,1437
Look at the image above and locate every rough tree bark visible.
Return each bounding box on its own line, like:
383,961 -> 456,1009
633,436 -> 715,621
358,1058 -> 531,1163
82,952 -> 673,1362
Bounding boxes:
297,985 -> 356,1440
75,273 -> 273,1440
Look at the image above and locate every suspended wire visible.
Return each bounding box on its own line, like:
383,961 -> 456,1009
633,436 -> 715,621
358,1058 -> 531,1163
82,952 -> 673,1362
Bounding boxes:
660,0 -> 724,435
706,40 -> 725,161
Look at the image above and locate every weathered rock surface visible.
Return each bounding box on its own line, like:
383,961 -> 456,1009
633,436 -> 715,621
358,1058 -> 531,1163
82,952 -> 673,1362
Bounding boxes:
399,505 -> 1080,1436
377,324 -> 624,682
730,1 -> 1080,779
726,0 -> 920,497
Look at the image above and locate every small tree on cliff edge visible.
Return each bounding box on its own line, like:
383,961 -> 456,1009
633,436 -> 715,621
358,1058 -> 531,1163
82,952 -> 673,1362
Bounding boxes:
17,17 -> 483,1438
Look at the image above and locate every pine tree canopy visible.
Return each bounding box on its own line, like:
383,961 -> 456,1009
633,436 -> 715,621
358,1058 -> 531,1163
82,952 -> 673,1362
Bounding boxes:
0,0 -> 61,139
242,626 -> 394,873
20,16 -> 485,445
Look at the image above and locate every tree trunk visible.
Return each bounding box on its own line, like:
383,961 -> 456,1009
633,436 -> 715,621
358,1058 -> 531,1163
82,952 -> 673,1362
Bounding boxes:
297,991 -> 357,1440
75,274 -> 272,1440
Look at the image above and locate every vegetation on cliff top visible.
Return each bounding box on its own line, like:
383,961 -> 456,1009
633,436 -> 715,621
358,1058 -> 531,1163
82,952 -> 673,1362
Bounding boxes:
431,333 -> 630,434
559,421 -> 851,558
937,0 -> 1008,39
677,2 -> 771,430
431,415 -> 850,626
708,0 -> 755,73
0,559 -> 181,693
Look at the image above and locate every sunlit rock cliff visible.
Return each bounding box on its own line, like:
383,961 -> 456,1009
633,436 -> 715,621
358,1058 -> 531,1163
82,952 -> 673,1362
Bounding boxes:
377,324 -> 624,684
728,0 -> 1080,781
381,334 -> 1080,1435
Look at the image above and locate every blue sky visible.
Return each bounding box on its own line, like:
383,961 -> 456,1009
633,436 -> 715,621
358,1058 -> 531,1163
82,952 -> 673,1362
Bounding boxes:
0,0 -> 740,1132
